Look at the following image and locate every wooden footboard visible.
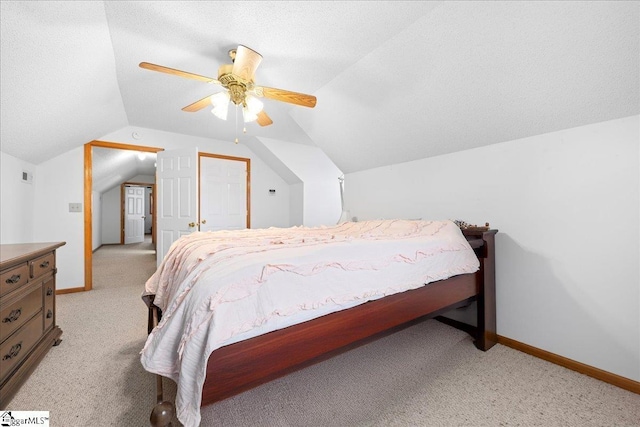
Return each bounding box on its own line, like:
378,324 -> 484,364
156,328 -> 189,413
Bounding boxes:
145,229 -> 497,426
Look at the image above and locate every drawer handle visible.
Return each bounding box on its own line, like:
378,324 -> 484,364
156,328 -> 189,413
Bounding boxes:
2,308 -> 22,323
46,287 -> 54,296
40,261 -> 50,269
46,309 -> 53,319
5,274 -> 21,284
2,342 -> 22,361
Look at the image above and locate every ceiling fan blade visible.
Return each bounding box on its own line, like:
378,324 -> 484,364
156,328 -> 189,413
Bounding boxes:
232,45 -> 263,82
139,62 -> 220,84
256,110 -> 273,127
252,86 -> 317,108
182,95 -> 213,112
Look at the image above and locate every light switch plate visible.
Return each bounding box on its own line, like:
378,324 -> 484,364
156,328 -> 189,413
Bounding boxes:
21,170 -> 33,184
69,203 -> 82,213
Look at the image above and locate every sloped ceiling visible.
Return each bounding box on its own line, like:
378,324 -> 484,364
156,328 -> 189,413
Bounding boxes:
1,1 -> 638,174
0,1 -> 129,164
293,1 -> 640,173
92,147 -> 156,194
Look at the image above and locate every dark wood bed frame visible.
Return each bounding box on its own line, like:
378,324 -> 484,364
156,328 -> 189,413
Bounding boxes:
144,228 -> 497,426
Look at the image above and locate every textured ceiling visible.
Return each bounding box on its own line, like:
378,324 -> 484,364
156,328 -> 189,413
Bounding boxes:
92,147 -> 156,194
292,1 -> 640,172
1,1 -> 638,174
0,1 -> 129,165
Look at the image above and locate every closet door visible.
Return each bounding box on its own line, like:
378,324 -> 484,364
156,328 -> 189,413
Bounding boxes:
199,154 -> 249,232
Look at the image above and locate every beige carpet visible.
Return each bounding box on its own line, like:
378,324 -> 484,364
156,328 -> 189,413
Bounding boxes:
6,238 -> 639,426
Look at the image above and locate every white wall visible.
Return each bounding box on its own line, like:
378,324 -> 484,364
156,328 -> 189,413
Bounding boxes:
101,186 -> 121,244
258,137 -> 343,226
0,151 -> 36,243
144,187 -> 152,234
246,161 -> 290,229
290,183 -> 304,226
128,174 -> 155,184
92,190 -> 102,250
33,147 -> 85,290
344,115 -> 640,382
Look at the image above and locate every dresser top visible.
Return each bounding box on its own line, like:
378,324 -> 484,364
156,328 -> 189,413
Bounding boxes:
0,242 -> 66,269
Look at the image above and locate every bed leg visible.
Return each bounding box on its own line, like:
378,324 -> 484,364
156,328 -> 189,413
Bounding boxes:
150,400 -> 175,427
150,372 -> 175,426
475,230 -> 498,351
143,296 -> 175,426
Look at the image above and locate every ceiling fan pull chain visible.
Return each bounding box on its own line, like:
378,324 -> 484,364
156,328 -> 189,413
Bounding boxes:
238,101 -> 247,134
241,106 -> 247,134
235,104 -> 239,144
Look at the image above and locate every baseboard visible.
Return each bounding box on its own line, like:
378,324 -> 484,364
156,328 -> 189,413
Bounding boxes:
56,286 -> 86,295
497,335 -> 640,395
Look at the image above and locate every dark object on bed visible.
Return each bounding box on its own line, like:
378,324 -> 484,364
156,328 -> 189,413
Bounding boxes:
143,228 -> 497,427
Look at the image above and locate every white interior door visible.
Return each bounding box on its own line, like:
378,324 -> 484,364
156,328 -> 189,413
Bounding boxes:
124,185 -> 145,244
156,147 -> 198,267
200,156 -> 248,232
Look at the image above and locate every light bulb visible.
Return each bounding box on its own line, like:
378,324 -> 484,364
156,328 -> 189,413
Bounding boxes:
242,107 -> 258,123
210,92 -> 230,120
245,95 -> 263,115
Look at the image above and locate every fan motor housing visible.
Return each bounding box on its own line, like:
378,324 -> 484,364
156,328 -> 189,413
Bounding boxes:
218,64 -> 251,105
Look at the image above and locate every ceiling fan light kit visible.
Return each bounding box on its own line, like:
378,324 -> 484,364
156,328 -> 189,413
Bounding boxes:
210,91 -> 230,120
139,44 -> 317,143
242,95 -> 264,122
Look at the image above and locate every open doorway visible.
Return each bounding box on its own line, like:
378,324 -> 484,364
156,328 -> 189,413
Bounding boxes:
83,141 -> 163,291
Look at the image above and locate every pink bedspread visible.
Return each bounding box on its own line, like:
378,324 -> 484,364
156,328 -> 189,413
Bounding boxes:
140,219 -> 479,426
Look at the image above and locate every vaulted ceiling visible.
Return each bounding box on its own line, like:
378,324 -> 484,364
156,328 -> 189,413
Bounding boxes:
1,1 -> 638,174
92,147 -> 156,194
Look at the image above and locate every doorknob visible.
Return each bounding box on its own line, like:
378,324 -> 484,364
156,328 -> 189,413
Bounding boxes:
201,219 -> 207,224
188,222 -> 197,228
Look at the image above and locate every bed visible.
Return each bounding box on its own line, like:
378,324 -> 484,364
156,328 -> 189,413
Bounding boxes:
141,219 -> 497,427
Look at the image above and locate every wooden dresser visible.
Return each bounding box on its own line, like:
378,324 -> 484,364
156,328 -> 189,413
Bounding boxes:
0,242 -> 65,408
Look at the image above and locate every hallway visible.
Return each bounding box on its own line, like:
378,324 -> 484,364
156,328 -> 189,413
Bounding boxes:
92,235 -> 156,290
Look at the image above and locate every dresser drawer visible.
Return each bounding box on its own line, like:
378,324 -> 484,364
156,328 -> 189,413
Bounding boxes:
0,312 -> 43,383
0,285 -> 43,343
0,263 -> 29,297
30,252 -> 55,280
43,276 -> 55,331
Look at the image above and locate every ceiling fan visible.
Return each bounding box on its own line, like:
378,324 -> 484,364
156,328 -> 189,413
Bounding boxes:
139,45 -> 317,130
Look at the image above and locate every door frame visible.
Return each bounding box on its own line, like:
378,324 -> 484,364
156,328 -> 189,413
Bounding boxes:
84,140 -> 163,291
198,152 -> 251,230
120,182 -> 156,245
